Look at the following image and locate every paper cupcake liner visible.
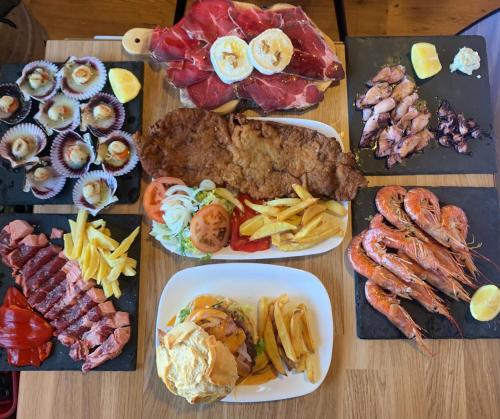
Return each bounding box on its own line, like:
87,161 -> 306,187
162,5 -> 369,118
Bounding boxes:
72,170 -> 118,216
24,157 -> 67,200
16,60 -> 60,102
60,56 -> 107,101
34,93 -> 80,135
80,93 -> 125,137
97,130 -> 139,177
0,123 -> 47,168
50,131 -> 95,178
0,83 -> 32,125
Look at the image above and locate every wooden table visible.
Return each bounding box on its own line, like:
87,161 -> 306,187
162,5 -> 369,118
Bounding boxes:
15,34 -> 499,419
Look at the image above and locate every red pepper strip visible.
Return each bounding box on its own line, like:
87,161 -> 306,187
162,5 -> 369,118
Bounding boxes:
7,342 -> 53,368
230,194 -> 270,252
0,306 -> 54,349
3,287 -> 30,309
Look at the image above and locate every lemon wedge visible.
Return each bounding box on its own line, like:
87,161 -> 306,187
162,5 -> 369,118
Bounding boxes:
108,68 -> 141,103
411,42 -> 442,79
470,285 -> 500,321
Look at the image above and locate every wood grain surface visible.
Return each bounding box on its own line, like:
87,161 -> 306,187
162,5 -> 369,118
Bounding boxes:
15,22 -> 499,419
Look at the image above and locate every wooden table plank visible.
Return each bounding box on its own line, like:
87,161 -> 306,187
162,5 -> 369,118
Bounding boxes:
16,28 -> 500,419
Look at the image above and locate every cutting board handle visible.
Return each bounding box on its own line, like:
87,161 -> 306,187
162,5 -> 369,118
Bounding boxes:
122,28 -> 153,57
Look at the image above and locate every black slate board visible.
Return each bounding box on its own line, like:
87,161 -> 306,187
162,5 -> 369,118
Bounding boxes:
0,213 -> 141,371
351,187 -> 500,339
0,61 -> 144,205
346,36 -> 496,175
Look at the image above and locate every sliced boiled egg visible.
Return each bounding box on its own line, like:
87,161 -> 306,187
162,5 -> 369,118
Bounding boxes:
210,36 -> 253,84
249,28 -> 294,75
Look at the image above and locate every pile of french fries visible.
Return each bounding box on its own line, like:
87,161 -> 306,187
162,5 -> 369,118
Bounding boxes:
241,294 -> 317,385
63,209 -> 140,299
240,184 -> 347,251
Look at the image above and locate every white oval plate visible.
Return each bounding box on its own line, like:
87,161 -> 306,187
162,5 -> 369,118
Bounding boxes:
155,263 -> 334,403
158,117 -> 348,259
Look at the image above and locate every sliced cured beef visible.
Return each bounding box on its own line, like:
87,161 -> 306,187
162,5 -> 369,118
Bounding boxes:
236,73 -> 323,111
279,7 -> 344,81
228,4 -> 283,39
20,245 -> 61,283
3,234 -> 48,270
82,326 -> 131,372
180,0 -> 242,43
167,59 -> 211,88
184,72 -> 236,110
27,271 -> 66,306
0,220 -> 34,256
150,24 -> 202,62
34,280 -> 66,315
23,255 -> 67,296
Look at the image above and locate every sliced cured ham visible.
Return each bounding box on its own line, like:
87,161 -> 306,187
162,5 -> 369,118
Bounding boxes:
150,25 -> 202,62
278,7 -> 345,81
184,73 -> 236,110
236,73 -> 323,112
167,60 -> 211,88
228,4 -> 283,40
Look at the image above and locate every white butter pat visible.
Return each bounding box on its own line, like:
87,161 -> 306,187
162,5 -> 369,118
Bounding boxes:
450,47 -> 480,75
210,36 -> 253,84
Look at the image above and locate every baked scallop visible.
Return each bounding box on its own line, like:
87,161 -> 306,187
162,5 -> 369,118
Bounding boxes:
24,157 -> 66,200
0,83 -> 32,125
0,123 -> 47,168
72,170 -> 118,215
80,93 -> 125,137
50,131 -> 95,178
60,56 -> 107,101
34,93 -> 80,135
96,130 -> 138,176
16,60 -> 60,101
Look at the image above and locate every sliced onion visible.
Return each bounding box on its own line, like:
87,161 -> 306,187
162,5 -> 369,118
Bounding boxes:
199,179 -> 215,191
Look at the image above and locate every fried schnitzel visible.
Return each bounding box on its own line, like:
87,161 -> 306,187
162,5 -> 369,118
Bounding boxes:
133,109 -> 366,201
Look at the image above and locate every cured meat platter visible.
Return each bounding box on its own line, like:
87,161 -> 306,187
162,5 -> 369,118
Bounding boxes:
351,186 -> 500,339
0,61 -> 143,206
346,36 -> 496,175
0,213 -> 140,371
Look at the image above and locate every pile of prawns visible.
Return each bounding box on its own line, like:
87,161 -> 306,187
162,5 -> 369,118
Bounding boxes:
348,186 -> 492,354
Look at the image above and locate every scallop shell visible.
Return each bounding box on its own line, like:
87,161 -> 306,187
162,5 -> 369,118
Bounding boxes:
72,170 -> 118,216
50,131 -> 95,178
80,93 -> 125,137
16,60 -> 60,101
0,123 -> 47,168
96,130 -> 139,177
24,157 -> 66,200
60,56 -> 107,101
0,83 -> 32,124
34,93 -> 80,135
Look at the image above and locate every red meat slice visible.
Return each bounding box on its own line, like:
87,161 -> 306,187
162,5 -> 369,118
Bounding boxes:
23,256 -> 67,297
33,281 -> 66,315
82,326 -> 131,372
180,0 -> 242,43
236,73 -> 323,111
167,59 -> 211,88
228,4 -> 283,39
50,292 -> 98,334
0,220 -> 34,256
3,234 -> 48,270
50,228 -> 64,239
150,24 -> 203,62
20,245 -> 61,284
184,72 -> 236,110
278,7 -> 344,81
27,271 -> 66,306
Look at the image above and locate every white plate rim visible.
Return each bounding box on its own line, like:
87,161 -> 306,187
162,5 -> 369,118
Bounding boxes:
154,263 -> 334,403
155,117 -> 348,260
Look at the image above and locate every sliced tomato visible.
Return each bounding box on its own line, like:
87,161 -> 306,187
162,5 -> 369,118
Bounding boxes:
190,204 -> 230,253
230,194 -> 270,252
143,177 -> 185,223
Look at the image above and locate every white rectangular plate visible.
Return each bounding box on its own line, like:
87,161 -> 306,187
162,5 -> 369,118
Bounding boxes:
155,263 -> 334,403
160,117 -> 348,260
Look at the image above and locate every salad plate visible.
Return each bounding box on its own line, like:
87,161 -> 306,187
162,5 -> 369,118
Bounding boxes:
155,263 -> 334,402
151,117 -> 348,260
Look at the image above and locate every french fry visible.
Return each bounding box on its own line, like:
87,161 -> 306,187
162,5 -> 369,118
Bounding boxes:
295,355 -> 307,372
292,184 -> 313,200
323,199 -> 347,217
271,234 -> 281,247
239,215 -> 265,236
107,260 -> 126,283
298,304 -> 316,353
258,297 -> 270,337
274,300 -> 297,362
244,200 -> 280,217
276,241 -> 317,251
263,314 -> 286,375
250,222 -> 297,241
302,203 -> 327,225
96,253 -> 110,285
102,280 -> 113,299
293,213 -> 323,240
214,188 -> 244,211
89,219 -> 106,229
276,198 -> 318,221
85,244 -> 99,281
111,281 -> 122,298
265,198 -> 301,207
296,227 -> 340,245
72,210 -> 88,260
109,226 -> 140,260
87,226 -> 119,250
305,353 -> 317,383
240,365 -> 277,386
63,233 -> 74,260
286,215 -> 302,226
290,310 -> 309,357
252,352 -> 270,374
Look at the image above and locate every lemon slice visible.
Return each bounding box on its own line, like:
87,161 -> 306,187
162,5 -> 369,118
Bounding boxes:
470,285 -> 500,321
411,42 -> 442,79
108,68 -> 141,104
